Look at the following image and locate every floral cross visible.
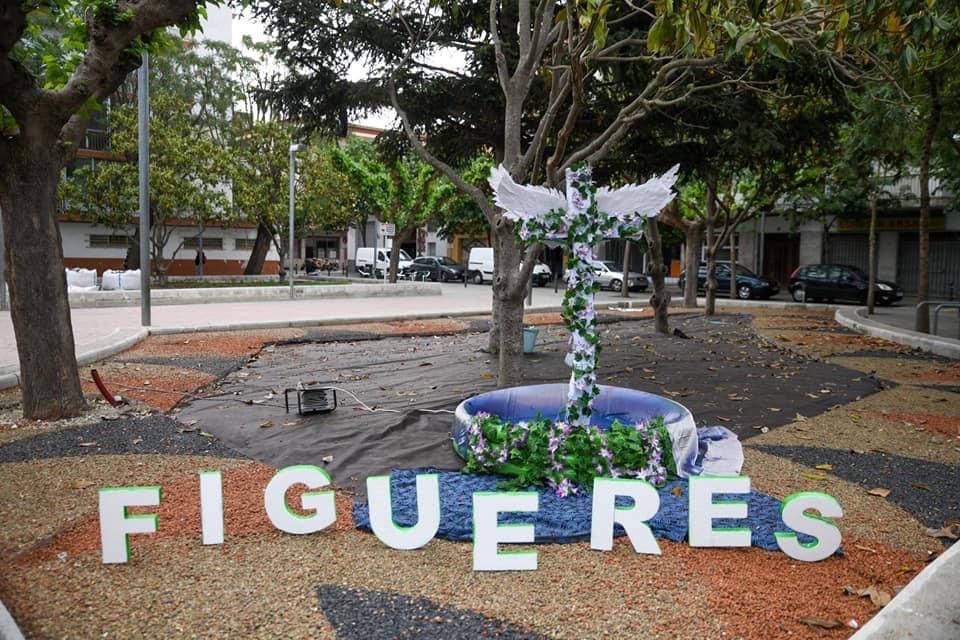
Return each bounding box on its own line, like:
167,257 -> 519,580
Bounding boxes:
489,164 -> 679,425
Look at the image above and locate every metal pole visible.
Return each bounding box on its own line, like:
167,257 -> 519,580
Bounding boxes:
138,52 -> 151,326
288,146 -> 295,300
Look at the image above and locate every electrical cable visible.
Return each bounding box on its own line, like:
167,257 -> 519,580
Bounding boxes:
84,376 -> 457,415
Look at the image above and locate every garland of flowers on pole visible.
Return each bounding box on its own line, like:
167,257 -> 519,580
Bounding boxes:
463,163 -> 679,496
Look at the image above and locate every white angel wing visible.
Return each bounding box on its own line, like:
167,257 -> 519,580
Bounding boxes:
595,164 -> 679,219
488,164 -> 566,221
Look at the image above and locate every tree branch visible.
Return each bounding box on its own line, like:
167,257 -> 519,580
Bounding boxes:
489,0 -> 510,94
389,79 -> 496,222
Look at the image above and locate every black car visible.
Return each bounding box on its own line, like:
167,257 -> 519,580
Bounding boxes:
788,264 -> 903,305
405,256 -> 466,282
678,262 -> 780,300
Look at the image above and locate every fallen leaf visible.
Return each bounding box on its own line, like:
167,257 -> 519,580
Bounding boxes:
200,431 -> 215,438
847,585 -> 892,608
802,472 -> 829,481
854,544 -> 877,553
768,407 -> 781,412
866,586 -> 892,608
321,455 -> 334,463
794,413 -> 807,422
815,464 -> 833,471
924,525 -> 960,540
911,482 -> 930,491
671,486 -> 683,497
283,421 -> 298,427
131,437 -> 143,445
480,373 -> 495,379
867,487 -> 891,498
73,479 -> 94,490
260,421 -> 274,429
800,617 -> 841,629
77,442 -> 97,447
179,426 -> 199,433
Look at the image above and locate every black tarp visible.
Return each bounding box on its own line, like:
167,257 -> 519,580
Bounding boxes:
176,314 -> 881,493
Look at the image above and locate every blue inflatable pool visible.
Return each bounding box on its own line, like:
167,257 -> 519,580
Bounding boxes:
453,383 -> 701,477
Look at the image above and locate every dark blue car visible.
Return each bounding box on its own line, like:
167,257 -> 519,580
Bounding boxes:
678,262 -> 780,300
788,264 -> 903,305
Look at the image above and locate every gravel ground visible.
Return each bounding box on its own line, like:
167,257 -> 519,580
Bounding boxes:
745,389 -> 960,465
112,353 -> 252,377
753,445 -> 960,528
316,585 -> 551,640
0,454 -> 250,558
0,414 -> 244,463
0,310 -> 955,639
742,448 -> 937,554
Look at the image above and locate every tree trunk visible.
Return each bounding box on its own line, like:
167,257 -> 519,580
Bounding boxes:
0,145 -> 86,420
867,195 -> 877,314
704,180 -> 718,315
915,73 -> 942,334
244,220 -> 273,275
728,232 -> 737,300
646,218 -> 670,334
389,225 -> 415,284
620,239 -> 631,298
125,229 -> 140,270
493,225 -> 525,386
682,226 -> 701,308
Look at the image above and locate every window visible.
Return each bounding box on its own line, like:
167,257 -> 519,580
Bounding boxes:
89,234 -> 129,248
314,237 -> 340,259
183,237 -> 223,250
235,238 -> 257,250
427,242 -> 437,256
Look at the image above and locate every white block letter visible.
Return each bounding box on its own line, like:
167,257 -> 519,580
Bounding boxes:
775,492 -> 843,562
99,486 -> 161,564
200,470 -> 224,545
590,478 -> 661,554
264,465 -> 335,534
688,476 -> 751,547
367,474 -> 440,550
472,492 -> 538,571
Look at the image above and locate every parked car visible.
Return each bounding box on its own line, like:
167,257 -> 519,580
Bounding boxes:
355,247 -> 413,278
467,247 -> 551,285
404,256 -> 466,282
678,262 -> 779,300
566,260 -> 648,291
788,264 -> 903,305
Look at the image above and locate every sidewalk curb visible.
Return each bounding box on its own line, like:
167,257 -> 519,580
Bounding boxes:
0,597 -> 25,640
836,307 -> 960,359
850,541 -> 960,639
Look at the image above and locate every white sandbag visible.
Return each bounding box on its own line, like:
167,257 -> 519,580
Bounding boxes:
119,269 -> 141,290
100,269 -> 123,290
65,268 -> 97,289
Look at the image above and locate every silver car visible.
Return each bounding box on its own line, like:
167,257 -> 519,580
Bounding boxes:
589,260 -> 648,291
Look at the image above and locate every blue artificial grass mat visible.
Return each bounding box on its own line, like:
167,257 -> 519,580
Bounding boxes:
353,468 -> 823,551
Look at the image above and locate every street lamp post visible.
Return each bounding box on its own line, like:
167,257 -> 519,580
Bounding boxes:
288,143 -> 307,300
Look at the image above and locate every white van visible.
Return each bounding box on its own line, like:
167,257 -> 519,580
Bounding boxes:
467,247 -> 551,286
355,247 -> 413,277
